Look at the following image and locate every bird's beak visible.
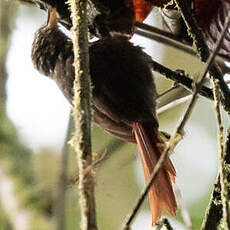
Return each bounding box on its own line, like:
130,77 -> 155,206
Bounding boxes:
47,7 -> 57,28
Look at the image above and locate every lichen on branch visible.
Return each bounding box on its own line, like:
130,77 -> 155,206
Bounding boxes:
67,0 -> 97,229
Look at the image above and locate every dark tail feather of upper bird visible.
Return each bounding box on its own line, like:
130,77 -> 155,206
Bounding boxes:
133,122 -> 177,226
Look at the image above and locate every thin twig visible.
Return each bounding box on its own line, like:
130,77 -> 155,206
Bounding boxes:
68,138 -> 125,186
157,84 -> 180,99
70,151 -> 107,185
68,0 -> 97,229
14,0 -> 34,4
213,80 -> 230,229
157,95 -> 192,115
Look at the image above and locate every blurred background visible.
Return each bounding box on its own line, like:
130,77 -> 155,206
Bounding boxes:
0,1 -> 228,229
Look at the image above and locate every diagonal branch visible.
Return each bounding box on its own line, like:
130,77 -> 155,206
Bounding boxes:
150,60 -> 214,101
157,95 -> 192,115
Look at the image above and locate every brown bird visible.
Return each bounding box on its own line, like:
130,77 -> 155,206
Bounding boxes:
31,8 -> 177,225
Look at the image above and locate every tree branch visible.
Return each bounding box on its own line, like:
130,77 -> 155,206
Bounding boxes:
150,60 -> 214,101
201,128 -> 230,230
157,95 -> 192,115
68,0 -> 97,229
213,80 -> 230,229
200,175 -> 222,230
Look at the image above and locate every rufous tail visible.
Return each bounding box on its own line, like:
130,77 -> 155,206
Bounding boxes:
133,122 -> 177,226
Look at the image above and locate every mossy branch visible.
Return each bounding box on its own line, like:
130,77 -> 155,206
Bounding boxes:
68,0 -> 97,229
213,80 -> 230,229
200,176 -> 222,230
201,128 -> 230,230
173,0 -> 209,61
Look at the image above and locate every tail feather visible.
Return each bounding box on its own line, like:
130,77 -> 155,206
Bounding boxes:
133,122 -> 177,225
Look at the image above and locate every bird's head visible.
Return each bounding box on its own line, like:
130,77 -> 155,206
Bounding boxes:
31,7 -> 68,77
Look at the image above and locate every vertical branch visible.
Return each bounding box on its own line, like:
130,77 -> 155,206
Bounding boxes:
201,85 -> 230,229
68,0 -> 97,229
200,176 -> 222,230
213,80 -> 230,228
201,128 -> 230,230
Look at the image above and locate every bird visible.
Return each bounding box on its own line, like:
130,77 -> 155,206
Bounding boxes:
31,7 -> 177,225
